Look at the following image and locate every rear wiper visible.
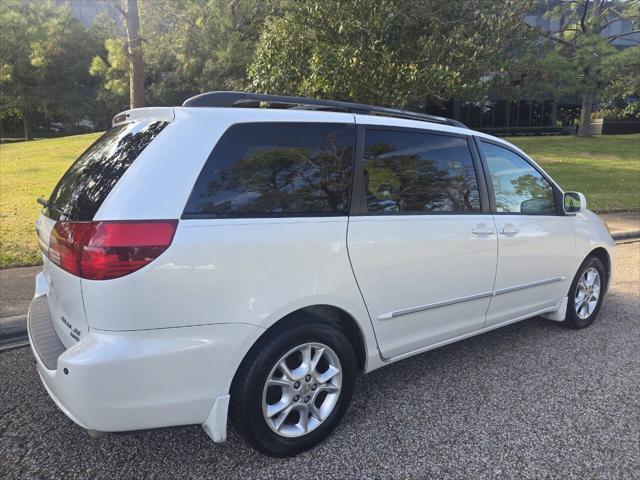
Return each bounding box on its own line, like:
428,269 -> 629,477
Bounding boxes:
37,197 -> 63,215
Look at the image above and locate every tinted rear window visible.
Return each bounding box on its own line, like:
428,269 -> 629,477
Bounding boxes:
184,122 -> 355,217
46,121 -> 167,221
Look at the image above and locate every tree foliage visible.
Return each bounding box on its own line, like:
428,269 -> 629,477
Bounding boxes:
249,0 -> 535,108
2,0 -> 639,140
598,46 -> 640,118
0,0 -> 99,138
529,0 -> 640,135
88,0 -> 279,108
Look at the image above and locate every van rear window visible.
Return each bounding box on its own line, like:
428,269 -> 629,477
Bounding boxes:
183,122 -> 355,218
45,121 -> 167,221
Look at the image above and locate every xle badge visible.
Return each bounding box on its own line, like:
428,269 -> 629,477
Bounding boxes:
61,316 -> 81,341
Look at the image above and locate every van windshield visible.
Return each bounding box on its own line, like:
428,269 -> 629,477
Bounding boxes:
45,121 -> 167,221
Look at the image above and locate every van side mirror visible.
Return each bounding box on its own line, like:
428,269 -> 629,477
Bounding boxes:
563,192 -> 587,214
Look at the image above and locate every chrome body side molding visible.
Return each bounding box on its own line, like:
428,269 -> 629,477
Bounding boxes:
378,291 -> 493,320
493,276 -> 565,296
378,276 -> 565,320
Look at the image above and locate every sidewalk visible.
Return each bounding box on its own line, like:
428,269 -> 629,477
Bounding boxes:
0,266 -> 40,318
599,212 -> 640,240
0,266 -> 39,348
1,213 -> 638,346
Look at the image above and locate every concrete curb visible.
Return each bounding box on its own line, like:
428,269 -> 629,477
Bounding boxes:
0,314 -> 28,349
0,234 -> 637,347
612,231 -> 640,242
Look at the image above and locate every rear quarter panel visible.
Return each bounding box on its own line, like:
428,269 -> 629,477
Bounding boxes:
80,217 -> 378,365
82,108 -> 380,367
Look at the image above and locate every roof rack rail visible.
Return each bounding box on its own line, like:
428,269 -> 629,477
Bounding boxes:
182,91 -> 467,129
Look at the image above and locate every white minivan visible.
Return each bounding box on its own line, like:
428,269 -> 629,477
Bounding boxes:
29,92 -> 615,456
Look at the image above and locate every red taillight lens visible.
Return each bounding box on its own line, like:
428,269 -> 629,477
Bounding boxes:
48,220 -> 178,280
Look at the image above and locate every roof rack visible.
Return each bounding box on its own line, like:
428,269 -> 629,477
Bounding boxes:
182,91 -> 467,129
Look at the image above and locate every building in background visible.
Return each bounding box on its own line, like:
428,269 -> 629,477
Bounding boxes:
425,2 -> 639,134
55,0 -> 121,27
58,0 -> 639,135
2,0 -> 634,138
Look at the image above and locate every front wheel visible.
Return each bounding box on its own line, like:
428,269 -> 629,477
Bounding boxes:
230,317 -> 356,457
565,256 -> 607,329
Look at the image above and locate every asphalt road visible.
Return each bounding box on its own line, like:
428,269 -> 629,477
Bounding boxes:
1,242 -> 639,480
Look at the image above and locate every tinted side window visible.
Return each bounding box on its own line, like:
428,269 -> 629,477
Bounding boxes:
480,142 -> 555,214
184,123 -> 354,217
363,129 -> 480,213
47,121 -> 168,221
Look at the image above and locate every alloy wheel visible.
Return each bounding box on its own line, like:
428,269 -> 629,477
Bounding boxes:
262,342 -> 342,438
574,267 -> 601,320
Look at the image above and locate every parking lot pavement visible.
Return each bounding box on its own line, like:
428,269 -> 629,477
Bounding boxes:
1,243 -> 639,480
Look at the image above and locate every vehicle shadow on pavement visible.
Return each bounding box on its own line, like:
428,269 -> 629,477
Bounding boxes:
1,245 -> 638,479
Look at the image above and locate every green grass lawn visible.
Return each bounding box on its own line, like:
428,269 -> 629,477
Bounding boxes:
1,133 -> 101,268
508,134 -> 640,213
0,133 -> 639,268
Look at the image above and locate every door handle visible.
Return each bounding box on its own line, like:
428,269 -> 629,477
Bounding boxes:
472,224 -> 494,235
499,224 -> 519,235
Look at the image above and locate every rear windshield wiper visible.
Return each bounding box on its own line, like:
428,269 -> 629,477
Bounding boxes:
37,197 -> 63,215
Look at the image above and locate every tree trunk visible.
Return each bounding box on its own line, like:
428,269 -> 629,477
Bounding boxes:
22,110 -> 33,141
123,0 -> 144,108
44,103 -> 50,133
230,0 -> 240,27
576,0 -> 604,138
577,92 -> 593,137
452,98 -> 460,121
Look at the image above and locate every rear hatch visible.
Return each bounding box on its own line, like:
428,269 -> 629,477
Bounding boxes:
36,118 -> 170,347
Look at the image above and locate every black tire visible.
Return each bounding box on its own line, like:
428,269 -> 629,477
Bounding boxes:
564,256 -> 607,329
230,315 -> 357,457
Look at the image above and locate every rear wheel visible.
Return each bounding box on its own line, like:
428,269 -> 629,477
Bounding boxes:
565,256 -> 606,329
230,317 -> 356,457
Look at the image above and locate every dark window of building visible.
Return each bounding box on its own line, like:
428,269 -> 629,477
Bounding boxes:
184,122 -> 355,217
531,101 -> 543,126
518,101 -> 532,127
508,101 -> 519,128
481,142 -> 555,214
494,100 -> 507,128
481,101 -> 494,128
47,121 -> 168,221
543,100 -> 553,126
467,102 -> 482,127
362,129 -> 481,213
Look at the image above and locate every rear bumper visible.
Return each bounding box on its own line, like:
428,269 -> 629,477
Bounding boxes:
28,292 -> 264,439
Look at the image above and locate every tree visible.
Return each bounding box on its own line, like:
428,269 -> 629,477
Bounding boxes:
89,0 -> 146,110
531,0 -> 640,136
90,0 -> 279,109
118,0 -> 145,108
598,45 -> 640,118
152,0 -> 280,97
0,0 -> 98,139
248,0 -> 534,108
0,0 -> 41,139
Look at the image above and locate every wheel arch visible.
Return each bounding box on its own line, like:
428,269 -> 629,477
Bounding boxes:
233,304 -> 368,385
294,305 -> 368,372
586,246 -> 612,292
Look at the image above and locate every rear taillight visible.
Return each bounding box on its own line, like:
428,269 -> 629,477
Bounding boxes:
47,220 -> 178,280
